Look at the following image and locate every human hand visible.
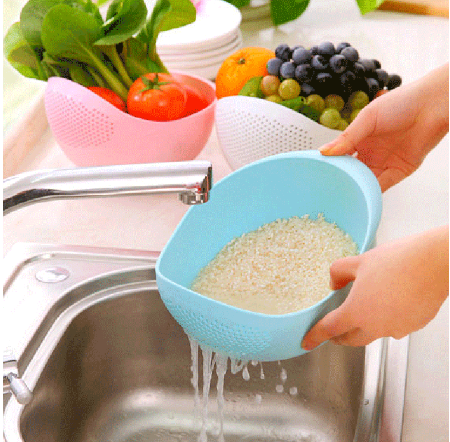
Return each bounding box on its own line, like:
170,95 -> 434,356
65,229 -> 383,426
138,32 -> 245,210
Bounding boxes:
320,64 -> 449,192
302,226 -> 449,350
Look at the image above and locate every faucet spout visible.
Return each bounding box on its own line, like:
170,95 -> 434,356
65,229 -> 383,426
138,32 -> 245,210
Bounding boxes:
3,160 -> 213,215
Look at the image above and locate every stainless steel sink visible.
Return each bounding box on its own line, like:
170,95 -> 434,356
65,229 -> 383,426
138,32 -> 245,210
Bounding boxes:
3,243 -> 409,442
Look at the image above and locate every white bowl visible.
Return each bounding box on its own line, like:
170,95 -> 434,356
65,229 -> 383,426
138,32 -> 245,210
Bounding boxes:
159,31 -> 242,61
161,37 -> 242,69
215,96 -> 341,170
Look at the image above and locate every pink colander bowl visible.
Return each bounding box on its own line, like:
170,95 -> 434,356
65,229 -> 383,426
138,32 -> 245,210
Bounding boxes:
44,71 -> 217,167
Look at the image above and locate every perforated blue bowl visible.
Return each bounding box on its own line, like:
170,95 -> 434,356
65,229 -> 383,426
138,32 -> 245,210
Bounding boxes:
156,151 -> 382,361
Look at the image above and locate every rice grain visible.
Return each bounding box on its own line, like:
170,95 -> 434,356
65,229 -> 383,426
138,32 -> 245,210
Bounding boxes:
191,214 -> 358,315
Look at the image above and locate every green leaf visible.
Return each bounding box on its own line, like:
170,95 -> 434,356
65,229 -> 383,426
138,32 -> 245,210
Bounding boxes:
68,0 -> 104,24
19,0 -> 103,49
41,4 -> 103,63
238,76 -> 264,97
41,3 -> 129,99
135,0 -> 195,73
270,0 -> 310,25
222,0 -> 251,9
137,0 -> 171,46
137,0 -> 196,46
121,37 -> 164,79
68,63 -> 97,86
279,95 -> 306,111
158,0 -> 196,32
3,22 -> 46,80
20,0 -> 65,48
41,52 -> 71,77
41,51 -> 91,81
96,0 -> 148,45
355,0 -> 385,14
298,104 -> 320,122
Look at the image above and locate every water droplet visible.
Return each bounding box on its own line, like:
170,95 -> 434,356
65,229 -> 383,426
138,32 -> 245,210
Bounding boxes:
289,386 -> 298,396
276,384 -> 284,393
260,362 -> 265,380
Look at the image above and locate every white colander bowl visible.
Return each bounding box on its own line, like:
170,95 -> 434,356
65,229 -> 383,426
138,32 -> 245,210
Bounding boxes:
44,72 -> 217,167
215,95 -> 340,170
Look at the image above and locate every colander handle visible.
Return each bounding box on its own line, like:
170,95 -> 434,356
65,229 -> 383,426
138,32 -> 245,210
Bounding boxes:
3,161 -> 212,215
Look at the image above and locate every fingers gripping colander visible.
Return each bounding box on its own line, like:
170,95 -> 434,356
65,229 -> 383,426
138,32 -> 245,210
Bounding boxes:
215,95 -> 341,170
156,151 -> 382,362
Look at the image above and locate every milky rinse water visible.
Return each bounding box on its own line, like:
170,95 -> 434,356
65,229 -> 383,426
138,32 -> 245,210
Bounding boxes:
189,337 -> 258,442
188,337 -> 299,442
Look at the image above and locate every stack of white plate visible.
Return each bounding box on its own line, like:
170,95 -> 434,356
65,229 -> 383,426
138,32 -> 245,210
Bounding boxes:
155,0 -> 243,80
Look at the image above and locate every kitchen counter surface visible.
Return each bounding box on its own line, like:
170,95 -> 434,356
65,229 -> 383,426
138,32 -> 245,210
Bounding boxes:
3,1 -> 449,441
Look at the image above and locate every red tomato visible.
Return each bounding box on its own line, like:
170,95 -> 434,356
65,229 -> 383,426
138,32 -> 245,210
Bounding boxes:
88,87 -> 126,112
127,73 -> 187,121
182,84 -> 210,116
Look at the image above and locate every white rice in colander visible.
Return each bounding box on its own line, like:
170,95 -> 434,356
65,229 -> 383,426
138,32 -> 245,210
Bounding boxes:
191,214 -> 358,315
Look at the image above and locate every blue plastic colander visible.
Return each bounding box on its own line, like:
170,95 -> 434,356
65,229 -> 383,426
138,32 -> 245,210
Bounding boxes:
155,151 -> 382,361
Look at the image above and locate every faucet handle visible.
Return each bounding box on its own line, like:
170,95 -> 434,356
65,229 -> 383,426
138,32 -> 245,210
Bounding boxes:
3,348 -> 32,405
5,373 -> 32,405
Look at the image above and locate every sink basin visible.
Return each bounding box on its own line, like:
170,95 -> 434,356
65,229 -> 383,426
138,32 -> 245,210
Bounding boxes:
3,244 -> 408,442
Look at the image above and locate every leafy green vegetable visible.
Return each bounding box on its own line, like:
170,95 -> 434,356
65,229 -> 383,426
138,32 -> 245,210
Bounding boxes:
121,37 -> 164,78
4,22 -> 46,79
238,76 -> 264,98
270,0 -> 310,27
356,0 -> 385,14
279,95 -> 306,111
224,0 -> 385,25
136,0 -> 196,71
4,0 -> 196,99
19,0 -> 65,49
41,5 -> 103,64
226,0 -> 250,8
298,104 -> 320,122
157,0 -> 197,32
97,0 -> 148,45
280,96 -> 320,122
68,63 -> 97,86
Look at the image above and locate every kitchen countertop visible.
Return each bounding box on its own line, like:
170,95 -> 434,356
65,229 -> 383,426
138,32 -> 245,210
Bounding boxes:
3,1 -> 448,441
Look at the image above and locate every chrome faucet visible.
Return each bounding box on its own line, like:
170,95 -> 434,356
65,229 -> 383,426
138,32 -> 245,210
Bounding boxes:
3,160 -> 213,214
3,160 -> 213,404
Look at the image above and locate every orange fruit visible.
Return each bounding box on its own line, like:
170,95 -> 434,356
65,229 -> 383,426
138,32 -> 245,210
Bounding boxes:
215,47 -> 276,99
